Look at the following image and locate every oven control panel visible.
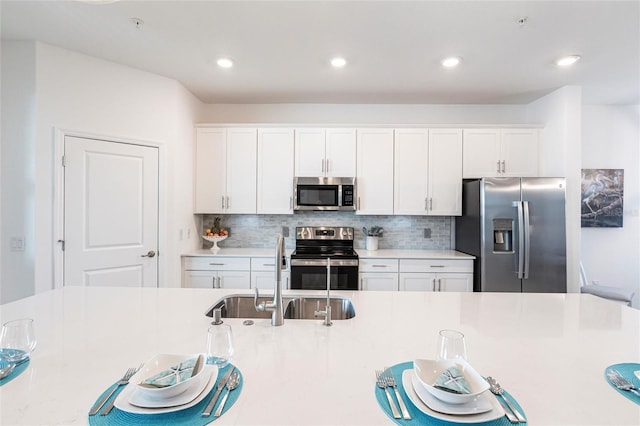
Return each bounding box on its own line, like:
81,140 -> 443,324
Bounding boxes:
296,227 -> 354,240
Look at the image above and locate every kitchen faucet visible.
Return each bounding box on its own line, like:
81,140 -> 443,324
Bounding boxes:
254,234 -> 285,326
314,258 -> 333,326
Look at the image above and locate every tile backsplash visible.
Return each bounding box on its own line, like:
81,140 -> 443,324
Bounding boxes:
200,212 -> 453,250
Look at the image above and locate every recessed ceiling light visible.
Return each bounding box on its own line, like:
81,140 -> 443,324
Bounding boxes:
217,58 -> 234,68
441,56 -> 461,68
331,57 -> 347,68
556,55 -> 581,67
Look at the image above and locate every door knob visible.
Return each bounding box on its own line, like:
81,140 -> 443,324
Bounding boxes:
141,250 -> 156,258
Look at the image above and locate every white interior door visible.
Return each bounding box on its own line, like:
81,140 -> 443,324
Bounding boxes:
64,136 -> 159,287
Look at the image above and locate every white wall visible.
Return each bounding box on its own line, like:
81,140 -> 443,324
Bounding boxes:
1,41 -> 202,302
525,86 -> 583,295
199,103 -> 531,125
0,41 -> 37,303
581,105 -> 640,307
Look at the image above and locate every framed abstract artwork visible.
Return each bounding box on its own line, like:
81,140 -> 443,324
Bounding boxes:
581,169 -> 624,228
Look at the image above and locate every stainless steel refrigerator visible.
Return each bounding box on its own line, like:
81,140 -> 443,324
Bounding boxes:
455,177 -> 567,293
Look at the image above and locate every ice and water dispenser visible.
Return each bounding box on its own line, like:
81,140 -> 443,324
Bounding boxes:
492,219 -> 513,252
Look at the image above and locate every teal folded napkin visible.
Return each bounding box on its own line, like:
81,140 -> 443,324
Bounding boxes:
433,366 -> 472,394
141,356 -> 199,388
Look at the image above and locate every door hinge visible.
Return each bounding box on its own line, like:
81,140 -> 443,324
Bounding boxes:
61,156 -> 66,167
57,239 -> 65,251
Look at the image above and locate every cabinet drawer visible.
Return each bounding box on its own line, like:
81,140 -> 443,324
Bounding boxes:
184,256 -> 250,271
250,257 -> 289,272
399,259 -> 473,273
359,258 -> 399,273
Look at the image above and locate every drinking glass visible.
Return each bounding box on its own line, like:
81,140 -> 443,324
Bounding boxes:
206,324 -> 234,368
0,318 -> 37,363
436,329 -> 467,361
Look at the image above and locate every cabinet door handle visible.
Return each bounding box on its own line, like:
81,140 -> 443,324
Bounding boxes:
209,263 -> 225,266
497,160 -> 501,174
357,197 -> 361,210
218,277 -> 222,288
432,278 -> 436,291
430,265 -> 445,268
429,198 -> 433,211
290,196 -> 293,209
226,196 -> 230,209
221,196 -> 225,209
326,158 -> 330,173
321,158 -> 325,173
425,197 -> 428,211
263,263 -> 275,267
501,160 -> 506,174
438,278 -> 442,292
371,265 -> 388,268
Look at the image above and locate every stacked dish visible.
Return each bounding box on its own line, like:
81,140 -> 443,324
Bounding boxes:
403,359 -> 505,423
114,354 -> 218,414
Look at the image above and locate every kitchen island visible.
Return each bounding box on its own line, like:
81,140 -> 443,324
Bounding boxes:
1,287 -> 638,425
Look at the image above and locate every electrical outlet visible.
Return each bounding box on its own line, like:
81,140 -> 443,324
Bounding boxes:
10,237 -> 25,252
424,228 -> 431,239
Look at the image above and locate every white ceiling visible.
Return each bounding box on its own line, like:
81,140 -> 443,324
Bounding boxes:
1,0 -> 639,105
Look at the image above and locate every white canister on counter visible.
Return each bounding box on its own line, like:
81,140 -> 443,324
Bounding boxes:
366,236 -> 379,251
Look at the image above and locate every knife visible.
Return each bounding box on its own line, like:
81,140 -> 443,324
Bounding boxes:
202,365 -> 235,417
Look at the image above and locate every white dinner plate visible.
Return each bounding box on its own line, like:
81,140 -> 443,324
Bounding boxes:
402,370 -> 504,423
114,363 -> 218,414
411,369 -> 492,415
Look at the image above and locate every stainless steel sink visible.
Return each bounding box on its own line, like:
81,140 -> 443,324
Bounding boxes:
205,294 -> 355,320
284,296 -> 356,320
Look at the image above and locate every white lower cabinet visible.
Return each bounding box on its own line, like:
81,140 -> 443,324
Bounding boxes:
398,259 -> 473,292
359,258 -> 399,291
399,272 -> 472,292
250,257 -> 290,290
183,257 -> 251,289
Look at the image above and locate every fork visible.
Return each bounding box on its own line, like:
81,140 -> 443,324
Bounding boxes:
608,369 -> 640,396
383,368 -> 411,420
376,369 -> 401,419
88,365 -> 140,415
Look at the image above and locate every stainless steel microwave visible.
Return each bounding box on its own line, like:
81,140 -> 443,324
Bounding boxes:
293,177 -> 356,211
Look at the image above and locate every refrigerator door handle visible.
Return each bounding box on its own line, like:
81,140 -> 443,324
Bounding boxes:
523,201 -> 531,279
515,201 -> 525,279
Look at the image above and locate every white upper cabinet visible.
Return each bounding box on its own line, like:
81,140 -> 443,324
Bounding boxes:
356,128 -> 394,215
463,128 -> 539,178
295,128 -> 356,177
428,129 -> 463,216
257,128 -> 294,214
194,127 -> 257,214
394,128 -> 462,216
394,129 -> 429,215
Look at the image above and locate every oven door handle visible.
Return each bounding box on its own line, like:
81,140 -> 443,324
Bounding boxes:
290,259 -> 359,267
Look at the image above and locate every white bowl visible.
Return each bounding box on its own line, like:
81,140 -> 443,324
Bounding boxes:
202,235 -> 228,250
413,358 -> 489,405
135,354 -> 206,400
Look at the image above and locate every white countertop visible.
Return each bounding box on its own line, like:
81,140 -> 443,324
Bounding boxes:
356,249 -> 475,259
183,248 -> 295,257
183,248 -> 474,259
1,287 -> 638,425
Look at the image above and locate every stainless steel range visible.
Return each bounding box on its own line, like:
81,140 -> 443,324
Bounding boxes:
289,226 -> 359,290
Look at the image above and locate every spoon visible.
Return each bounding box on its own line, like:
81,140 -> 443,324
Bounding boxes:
487,376 -> 526,423
213,371 -> 240,417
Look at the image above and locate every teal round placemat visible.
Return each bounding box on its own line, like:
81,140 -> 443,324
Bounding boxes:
88,364 -> 242,425
0,358 -> 30,386
605,363 -> 640,406
374,361 -> 527,425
